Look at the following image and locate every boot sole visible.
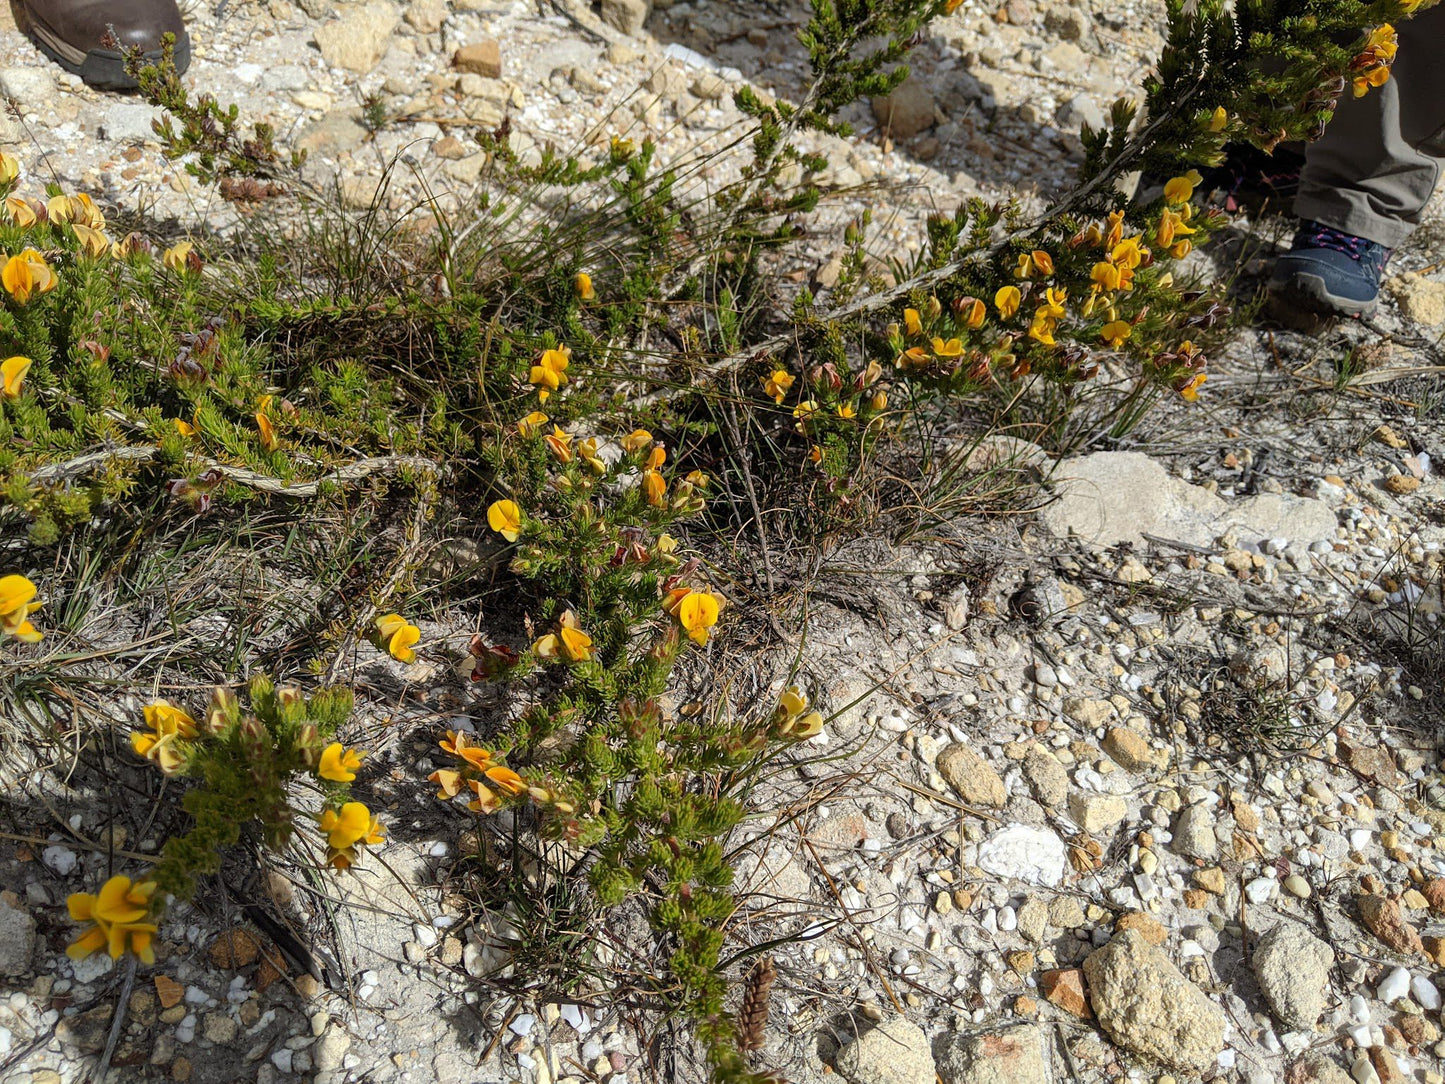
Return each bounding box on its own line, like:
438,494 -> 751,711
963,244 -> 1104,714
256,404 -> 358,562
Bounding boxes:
1267,271 -> 1378,321
23,17 -> 190,92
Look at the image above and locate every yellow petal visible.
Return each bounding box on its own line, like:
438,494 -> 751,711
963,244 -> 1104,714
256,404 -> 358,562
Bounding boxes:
387,622 -> 420,663
486,499 -> 521,542
0,355 -> 30,398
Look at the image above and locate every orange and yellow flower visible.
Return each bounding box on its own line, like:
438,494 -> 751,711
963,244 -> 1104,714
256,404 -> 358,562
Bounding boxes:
532,610 -> 593,663
67,875 -> 158,964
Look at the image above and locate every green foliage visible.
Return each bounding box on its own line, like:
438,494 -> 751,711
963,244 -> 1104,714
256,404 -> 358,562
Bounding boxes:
11,0 -> 1437,1077
125,34 -> 301,193
138,680 -> 374,901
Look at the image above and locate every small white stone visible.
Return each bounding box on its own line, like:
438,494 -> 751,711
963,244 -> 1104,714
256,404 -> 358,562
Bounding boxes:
1378,966 -> 1411,1004
1412,974 -> 1441,1010
1243,876 -> 1276,903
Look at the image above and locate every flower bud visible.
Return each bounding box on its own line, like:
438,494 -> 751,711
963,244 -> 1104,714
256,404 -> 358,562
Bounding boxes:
205,686 -> 239,735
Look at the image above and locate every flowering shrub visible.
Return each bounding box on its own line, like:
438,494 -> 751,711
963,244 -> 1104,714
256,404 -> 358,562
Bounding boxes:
13,0 -> 1434,1080
65,680 -> 378,961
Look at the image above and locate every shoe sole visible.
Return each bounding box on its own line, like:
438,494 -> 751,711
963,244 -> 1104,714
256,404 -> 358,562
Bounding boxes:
23,18 -> 190,91
1267,271 -> 1377,320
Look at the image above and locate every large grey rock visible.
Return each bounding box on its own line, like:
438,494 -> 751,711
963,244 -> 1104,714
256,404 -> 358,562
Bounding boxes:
937,743 -> 1006,808
937,1024 -> 1050,1084
1253,922 -> 1334,1030
1043,451 -> 1337,549
835,1015 -> 935,1084
314,3 -> 399,73
871,76 -> 936,138
0,898 -> 35,976
1083,930 -> 1226,1072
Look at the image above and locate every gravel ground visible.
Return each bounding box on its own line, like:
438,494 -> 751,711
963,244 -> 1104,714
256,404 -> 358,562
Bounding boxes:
2,1 -> 1445,1083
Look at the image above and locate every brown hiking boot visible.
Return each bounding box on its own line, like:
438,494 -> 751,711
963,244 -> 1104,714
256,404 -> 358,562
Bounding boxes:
18,0 -> 191,91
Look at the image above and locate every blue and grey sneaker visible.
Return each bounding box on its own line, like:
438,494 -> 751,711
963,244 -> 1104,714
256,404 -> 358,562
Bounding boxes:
1268,220 -> 1392,319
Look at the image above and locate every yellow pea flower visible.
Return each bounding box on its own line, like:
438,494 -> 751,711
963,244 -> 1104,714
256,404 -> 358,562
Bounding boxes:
1031,249 -> 1054,276
67,875 -> 158,964
808,445 -> 822,464
1086,263 -> 1121,293
532,610 -> 593,663
995,285 -> 1021,319
173,418 -> 195,438
484,764 -> 528,795
931,337 -> 964,358
646,445 -> 666,469
255,416 -> 279,451
1,250 -> 54,304
4,197 -> 34,227
903,308 -> 923,337
1027,310 -> 1057,347
1207,106 -> 1228,132
793,399 -> 819,423
779,686 -> 808,715
1163,170 -> 1203,206
318,742 -> 363,782
0,573 -> 43,643
73,193 -> 105,230
673,589 -> 720,645
961,297 -> 986,329
46,194 -> 74,225
529,346 -> 571,403
1,355 -> 30,398
1099,320 -> 1133,347
577,437 -> 606,474
761,369 -> 795,404
143,700 -> 199,737
544,426 -> 573,463
1178,372 -> 1207,401
163,240 -> 196,273
517,410 -> 549,437
487,499 -> 522,542
71,223 -> 109,259
790,712 -> 825,740
621,428 -> 653,453
643,468 -> 666,506
374,613 -> 421,663
319,801 -> 373,849
574,271 -> 595,301
895,346 -> 929,369
0,153 -> 18,186
1169,239 -> 1193,259
870,388 -> 888,411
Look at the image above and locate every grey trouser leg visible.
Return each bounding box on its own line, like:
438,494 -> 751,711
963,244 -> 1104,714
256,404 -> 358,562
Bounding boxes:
1294,4 -> 1445,248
